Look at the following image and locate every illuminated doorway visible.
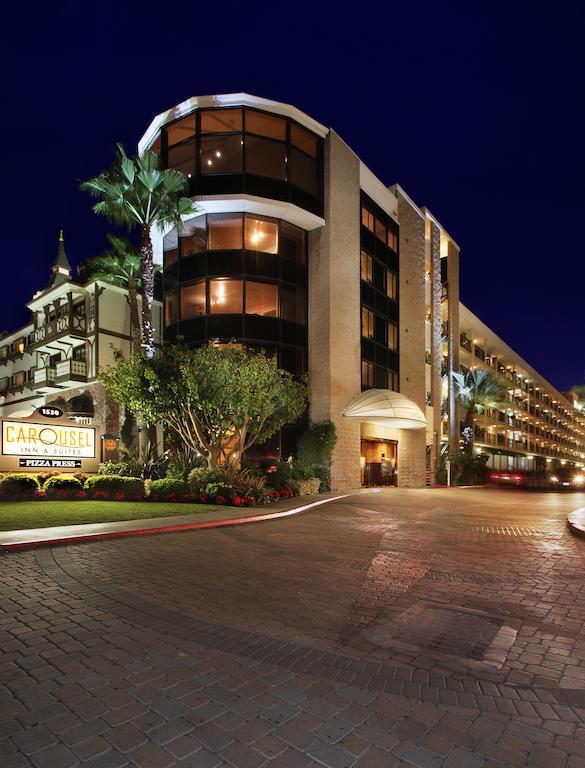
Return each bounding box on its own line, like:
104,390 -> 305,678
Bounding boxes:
360,439 -> 397,486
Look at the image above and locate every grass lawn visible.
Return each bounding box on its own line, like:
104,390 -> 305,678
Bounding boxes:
0,501 -> 224,532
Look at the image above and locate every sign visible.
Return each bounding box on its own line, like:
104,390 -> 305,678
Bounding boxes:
2,421 -> 95,459
38,405 -> 63,419
19,459 -> 82,468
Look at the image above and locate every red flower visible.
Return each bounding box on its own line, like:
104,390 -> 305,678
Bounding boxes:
198,493 -> 207,503
165,493 -> 177,502
267,465 -> 278,473
245,496 -> 255,506
181,494 -> 192,502
215,495 -> 226,505
232,496 -> 243,506
113,492 -> 125,501
77,490 -> 87,500
34,489 -> 46,499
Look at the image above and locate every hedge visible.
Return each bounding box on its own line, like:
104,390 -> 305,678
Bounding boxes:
149,478 -> 190,501
0,474 -> 40,498
84,475 -> 145,500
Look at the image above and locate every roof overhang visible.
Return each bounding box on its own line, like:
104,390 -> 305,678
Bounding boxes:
342,389 -> 427,430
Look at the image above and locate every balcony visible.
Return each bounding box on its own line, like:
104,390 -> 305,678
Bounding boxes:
460,334 -> 472,352
33,366 -> 59,390
29,312 -> 87,352
55,359 -> 88,386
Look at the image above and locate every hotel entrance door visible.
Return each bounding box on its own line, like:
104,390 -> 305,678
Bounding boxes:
360,439 -> 397,486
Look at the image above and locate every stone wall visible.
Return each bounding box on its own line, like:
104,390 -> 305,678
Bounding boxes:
429,221 -> 443,482
395,193 -> 427,488
308,131 -> 361,490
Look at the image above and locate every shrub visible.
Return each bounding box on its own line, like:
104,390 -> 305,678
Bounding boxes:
36,470 -> 62,486
204,481 -> 234,500
297,421 -> 337,466
150,478 -> 191,501
188,466 -> 233,494
98,459 -> 139,477
264,460 -> 309,489
43,475 -> 83,497
311,464 -> 331,493
85,475 -> 145,500
296,478 -> 321,496
0,473 -> 40,498
232,472 -> 267,504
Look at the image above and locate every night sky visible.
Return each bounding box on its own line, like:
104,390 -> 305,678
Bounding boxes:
1,2 -> 582,391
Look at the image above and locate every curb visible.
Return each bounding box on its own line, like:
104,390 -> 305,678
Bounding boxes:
567,507 -> 585,538
0,494 -> 351,553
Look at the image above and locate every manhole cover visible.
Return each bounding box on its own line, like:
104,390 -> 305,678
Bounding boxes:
391,603 -> 502,661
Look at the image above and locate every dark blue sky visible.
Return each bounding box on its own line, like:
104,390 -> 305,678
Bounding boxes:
1,1 -> 582,391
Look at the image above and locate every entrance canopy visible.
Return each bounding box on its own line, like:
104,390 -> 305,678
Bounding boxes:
342,389 -> 427,430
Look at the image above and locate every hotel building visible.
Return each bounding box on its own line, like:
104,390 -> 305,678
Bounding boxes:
1,93 -> 583,486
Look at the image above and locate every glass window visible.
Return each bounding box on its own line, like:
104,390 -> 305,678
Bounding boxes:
361,360 -> 374,388
375,217 -> 386,242
181,215 -> 207,256
280,222 -> 306,263
180,282 -> 206,319
200,109 -> 243,133
208,214 -> 243,250
246,111 -> 286,140
389,371 -> 399,391
165,292 -> 178,326
209,279 -> 243,313
386,269 -> 397,299
166,115 -> 195,146
164,248 -> 178,268
281,287 -> 306,324
388,321 -> 398,350
246,282 -> 278,317
291,148 -> 319,195
200,135 -> 242,174
361,205 -> 374,231
244,216 -> 278,253
291,124 -> 318,157
387,228 -> 398,251
13,371 -> 25,387
361,307 -> 374,338
360,250 -> 372,282
168,141 -> 195,177
245,136 -> 287,179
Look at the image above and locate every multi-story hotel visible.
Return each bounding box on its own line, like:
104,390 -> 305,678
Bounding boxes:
1,93 -> 583,486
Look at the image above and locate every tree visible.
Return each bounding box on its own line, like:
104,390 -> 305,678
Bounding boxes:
81,145 -> 195,356
100,344 -> 308,467
80,235 -> 161,348
297,421 -> 337,466
452,368 -> 509,455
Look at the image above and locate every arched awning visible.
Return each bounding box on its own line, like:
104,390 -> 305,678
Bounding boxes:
342,389 -> 427,430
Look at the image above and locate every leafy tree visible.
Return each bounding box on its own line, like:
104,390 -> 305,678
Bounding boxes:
80,235 -> 161,348
452,368 -> 509,455
297,421 -> 337,466
81,145 -> 195,356
100,344 -> 308,467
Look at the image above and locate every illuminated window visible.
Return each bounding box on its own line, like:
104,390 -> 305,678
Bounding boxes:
246,111 -> 286,140
168,142 -> 195,176
246,282 -> 278,317
12,371 -> 25,387
209,279 -> 243,313
386,269 -> 397,299
361,205 -> 374,231
164,248 -> 178,268
166,115 -> 195,146
281,287 -> 306,324
200,135 -> 242,174
361,360 -> 374,388
245,136 -> 287,180
181,216 -> 207,256
387,228 -> 398,251
200,109 -> 243,133
280,222 -> 306,263
291,148 -> 319,195
291,124 -> 318,157
180,282 -> 206,319
375,217 -> 386,241
244,216 -> 278,253
387,321 -> 398,351
361,307 -> 374,339
208,214 -> 243,250
360,250 -> 373,282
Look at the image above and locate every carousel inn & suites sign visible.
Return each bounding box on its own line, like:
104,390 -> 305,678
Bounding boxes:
0,407 -> 100,472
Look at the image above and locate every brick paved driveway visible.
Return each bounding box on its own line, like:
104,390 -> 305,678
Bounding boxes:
2,487 -> 585,767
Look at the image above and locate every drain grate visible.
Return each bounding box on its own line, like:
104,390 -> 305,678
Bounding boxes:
472,526 -> 556,537
391,603 -> 502,661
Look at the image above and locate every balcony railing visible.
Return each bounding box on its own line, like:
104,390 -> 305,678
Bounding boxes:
55,359 -> 88,383
30,312 -> 87,348
33,367 -> 57,389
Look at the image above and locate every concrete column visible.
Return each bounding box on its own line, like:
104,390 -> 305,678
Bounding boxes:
308,131 -> 361,490
446,242 -> 461,454
395,194 -> 427,487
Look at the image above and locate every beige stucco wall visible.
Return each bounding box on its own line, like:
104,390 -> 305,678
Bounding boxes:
395,193 -> 427,487
308,130 -> 361,490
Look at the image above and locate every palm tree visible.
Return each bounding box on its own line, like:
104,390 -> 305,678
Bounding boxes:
81,145 -> 194,356
452,368 -> 509,454
80,235 -> 160,349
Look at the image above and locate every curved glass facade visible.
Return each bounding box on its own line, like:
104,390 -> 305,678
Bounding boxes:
152,107 -> 324,218
163,213 -> 308,377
